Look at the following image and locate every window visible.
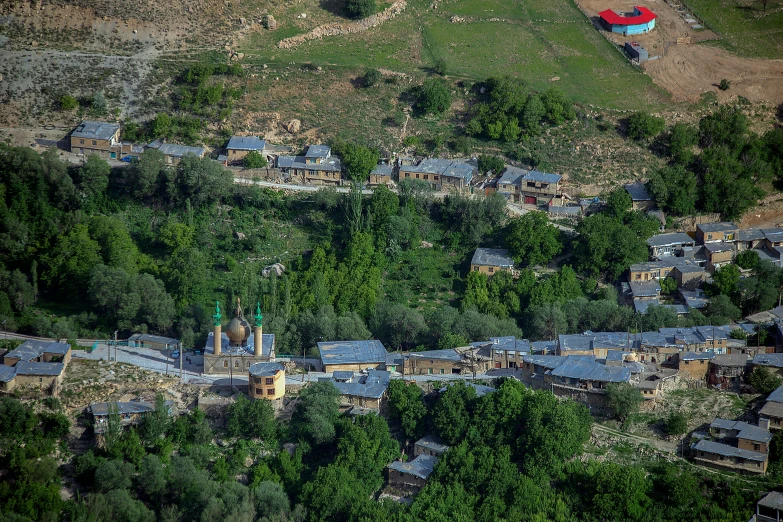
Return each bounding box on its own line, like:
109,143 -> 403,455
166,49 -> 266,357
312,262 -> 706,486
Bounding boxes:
405,173 -> 410,178
223,361 -> 229,368
700,360 -> 705,365
265,377 -> 274,385
39,378 -> 43,383
754,443 -> 761,451
439,369 -> 445,374
488,267 -> 494,273
416,173 -> 420,179
527,182 -> 536,188
473,266 -> 479,272
235,360 -> 240,368
267,388 -> 275,395
434,176 -> 439,181
719,455 -> 725,460
635,273 -> 641,280
541,183 -> 548,189
427,368 -> 433,375
79,139 -> 84,144
92,140 -> 97,146
423,174 -> 428,180
245,361 -> 251,367
256,387 -> 263,395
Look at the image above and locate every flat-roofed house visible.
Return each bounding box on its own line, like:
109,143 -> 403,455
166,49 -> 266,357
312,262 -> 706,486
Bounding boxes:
704,241 -> 735,272
329,369 -> 391,410
127,334 -> 180,351
388,454 -> 438,493
521,170 -> 562,206
548,357 -> 631,390
414,435 -> 449,457
759,401 -> 783,431
398,158 -> 475,192
70,120 -> 126,159
317,340 -> 388,373
13,361 -> 65,394
678,351 -> 714,381
470,248 -> 514,276
368,164 -> 394,186
147,141 -> 206,165
473,336 -> 530,369
696,222 -> 739,244
226,136 -> 268,164
624,182 -> 654,211
738,229 -> 767,251
646,232 -> 695,259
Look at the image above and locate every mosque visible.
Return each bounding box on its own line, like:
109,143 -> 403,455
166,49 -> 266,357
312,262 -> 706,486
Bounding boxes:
202,298 -> 276,375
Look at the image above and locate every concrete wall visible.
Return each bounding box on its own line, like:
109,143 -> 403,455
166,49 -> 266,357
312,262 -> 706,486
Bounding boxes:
679,359 -> 710,381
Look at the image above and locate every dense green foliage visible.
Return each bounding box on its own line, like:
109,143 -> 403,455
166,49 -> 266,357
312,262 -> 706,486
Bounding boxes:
344,0 -> 376,19
414,78 -> 452,115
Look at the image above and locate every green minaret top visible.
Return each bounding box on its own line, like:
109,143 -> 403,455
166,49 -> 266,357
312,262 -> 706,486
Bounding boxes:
213,301 -> 222,327
254,302 -> 263,327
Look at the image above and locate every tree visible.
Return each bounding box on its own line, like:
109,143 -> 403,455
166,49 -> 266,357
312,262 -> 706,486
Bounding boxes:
292,380 -> 340,445
345,0 -> 376,18
719,79 -> 731,91
152,113 -> 172,139
709,265 -> 741,297
243,150 -> 267,169
138,394 -> 172,444
432,381 -> 476,445
646,165 -> 698,216
434,58 -> 447,75
606,382 -> 643,426
663,411 -> 688,436
541,87 -> 575,124
505,212 -> 562,267
736,249 -> 760,270
387,380 -> 427,439
415,79 -> 452,116
341,144 -> 378,182
522,94 -> 546,135
59,94 -> 78,111
477,155 -> 505,175
225,395 -> 277,443
78,154 -> 111,199
587,462 -> 652,521
604,188 -> 633,218
667,123 -> 699,164
363,68 -> 382,87
747,366 -> 783,394
575,214 -> 649,279
44,224 -> 102,296
627,111 -> 665,141
173,154 -> 232,208
91,91 -> 108,115
88,216 -> 140,273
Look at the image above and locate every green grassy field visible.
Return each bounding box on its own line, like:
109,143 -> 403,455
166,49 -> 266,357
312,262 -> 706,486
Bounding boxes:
681,0 -> 783,58
239,0 -> 669,111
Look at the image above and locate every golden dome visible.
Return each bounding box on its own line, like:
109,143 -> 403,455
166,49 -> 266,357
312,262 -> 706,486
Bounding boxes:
225,298 -> 251,345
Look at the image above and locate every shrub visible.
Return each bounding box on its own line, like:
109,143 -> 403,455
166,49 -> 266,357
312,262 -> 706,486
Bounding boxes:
718,79 -> 731,91
748,366 -> 783,394
434,58 -> 447,76
415,79 -> 452,116
59,95 -> 78,111
244,150 -> 268,169
363,68 -> 382,87
627,111 -> 665,141
663,411 -> 688,436
345,0 -> 376,19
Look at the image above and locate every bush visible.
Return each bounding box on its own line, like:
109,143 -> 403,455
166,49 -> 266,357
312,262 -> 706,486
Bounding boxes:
434,58 -> 447,76
59,95 -> 78,111
748,366 -> 783,394
363,68 -> 382,87
718,79 -> 731,91
415,78 -> 452,116
91,91 -> 108,116
735,250 -> 760,270
627,111 -> 665,141
244,150 -> 268,169
477,154 -> 505,175
606,383 -> 644,426
344,0 -> 376,19
663,411 -> 688,436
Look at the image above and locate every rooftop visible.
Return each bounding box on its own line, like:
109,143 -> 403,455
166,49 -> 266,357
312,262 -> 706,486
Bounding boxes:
128,334 -> 180,346
497,166 -> 526,186
488,336 -> 530,353
646,232 -> 695,248
15,361 -> 64,376
400,158 -> 475,182
525,170 -> 561,184
710,419 -> 773,443
305,144 -> 331,158
704,241 -> 734,253
738,229 -> 766,241
333,369 -> 391,399
681,351 -> 715,361
89,400 -> 173,416
768,385 -> 783,403
758,491 -> 783,511
147,141 -> 205,158
624,182 -> 652,202
277,155 -> 342,172
72,120 -> 120,141
415,435 -> 449,454
550,358 -> 631,383
318,340 -> 388,366
630,280 -> 661,298
471,248 -> 514,268
0,365 -> 15,383
5,340 -> 70,362
759,401 -> 783,419
713,353 -> 750,367
693,439 -> 767,462
388,454 -> 439,480
227,136 -> 266,151
599,6 -> 657,26
753,353 -> 783,368
370,164 -> 393,176
249,362 -> 285,377
438,382 -> 497,397
697,222 -> 738,233
408,349 -> 463,362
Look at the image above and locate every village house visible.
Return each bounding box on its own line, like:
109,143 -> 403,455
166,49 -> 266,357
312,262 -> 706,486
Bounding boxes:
628,259 -> 706,286
677,351 -> 714,381
404,348 -> 490,376
646,232 -> 695,259
759,401 -> 783,431
387,454 -> 439,494
695,222 -> 739,244
70,120 -> 128,159
317,340 -> 388,373
709,353 -> 750,389
277,145 -> 342,185
0,365 -> 15,393
692,439 -> 768,474
749,491 -> 783,522
704,241 -> 735,273
3,340 -> 71,367
470,248 -> 515,277
495,166 -> 563,205
248,362 -> 285,400
548,357 -> 631,390
13,361 -> 65,395
472,336 -> 531,369
414,435 -> 449,458
634,370 -> 678,400
557,332 -> 631,358
146,140 -> 206,165
397,158 -> 475,192
225,136 -> 268,164
327,369 -> 391,410
127,334 -> 180,352
624,182 -> 655,211
89,400 -> 174,434
368,164 -> 394,186
710,419 -> 772,454
751,353 -> 783,378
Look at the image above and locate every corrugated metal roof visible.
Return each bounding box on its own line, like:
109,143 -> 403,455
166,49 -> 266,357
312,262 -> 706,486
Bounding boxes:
370,164 -> 393,176
759,401 -> 783,419
498,166 -> 526,185
704,241 -> 734,253
72,120 -> 120,140
738,229 -> 766,241
415,435 -> 449,454
525,170 -> 561,184
5,340 -> 70,362
388,454 -> 438,479
768,385 -> 783,403
753,353 -> 783,368
710,419 -> 773,443
15,361 -> 64,376
155,143 -> 206,158
0,365 -> 15,382
333,369 -> 390,399
438,382 -> 497,397
318,340 -> 388,366
697,222 -> 738,233
550,358 -> 631,383
227,136 -> 266,151
249,362 -> 285,377
332,371 -> 355,381
408,349 -> 462,362
693,439 -> 767,461
630,281 -> 660,297
276,155 -> 341,172
305,145 -> 330,158
489,336 -> 530,353
524,355 -> 568,369
89,400 -> 173,416
681,351 -> 715,361
758,491 -> 783,511
471,248 -> 514,267
646,232 -> 694,248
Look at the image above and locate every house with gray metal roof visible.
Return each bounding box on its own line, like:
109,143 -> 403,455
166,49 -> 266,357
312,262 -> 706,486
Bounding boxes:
226,136 -> 268,164
646,232 -> 695,259
414,435 -> 449,457
330,369 -> 391,410
470,248 -> 514,276
318,340 -> 388,372
549,358 -> 631,389
692,439 -> 768,474
759,401 -> 783,431
388,454 -> 439,493
369,164 -> 394,186
696,222 -> 739,244
398,158 -> 475,191
3,340 -> 71,367
146,140 -> 206,165
751,491 -> 783,521
12,361 -> 65,394
0,365 -> 16,392
624,182 -> 654,210
90,400 -> 175,434
277,145 -> 343,185
70,120 -> 128,159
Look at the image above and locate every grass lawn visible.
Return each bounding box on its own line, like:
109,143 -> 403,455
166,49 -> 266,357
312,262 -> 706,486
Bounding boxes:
681,0 -> 783,58
238,0 -> 669,112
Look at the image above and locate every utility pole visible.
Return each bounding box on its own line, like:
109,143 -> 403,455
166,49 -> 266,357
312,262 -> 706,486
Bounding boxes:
114,330 -> 118,364
165,342 -> 169,376
179,342 -> 183,382
229,351 -> 233,387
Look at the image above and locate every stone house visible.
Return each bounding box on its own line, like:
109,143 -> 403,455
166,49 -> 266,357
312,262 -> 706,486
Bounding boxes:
387,454 -> 438,494
317,340 -> 388,373
277,145 -> 342,185
398,158 -> 475,192
677,351 -> 714,381
368,164 -> 394,186
709,353 -> 750,389
3,340 -> 71,368
226,136 -> 268,164
750,491 -> 783,522
469,248 -> 515,277
624,182 -> 654,211
414,435 -> 449,458
70,120 -> 128,159
13,362 -> 64,395
146,141 -> 206,165
496,166 -> 562,205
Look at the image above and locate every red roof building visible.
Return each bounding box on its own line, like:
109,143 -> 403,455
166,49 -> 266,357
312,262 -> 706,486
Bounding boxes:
599,6 -> 657,35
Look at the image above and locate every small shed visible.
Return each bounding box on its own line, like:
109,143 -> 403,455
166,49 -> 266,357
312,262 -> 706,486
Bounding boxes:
624,41 -> 649,62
